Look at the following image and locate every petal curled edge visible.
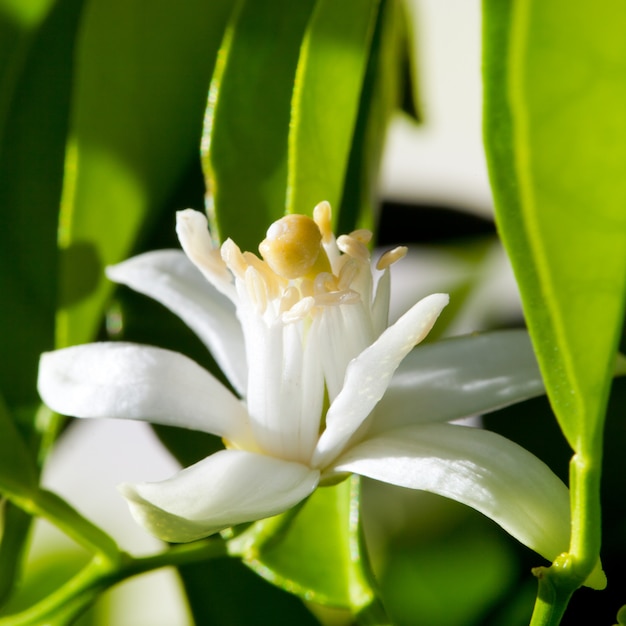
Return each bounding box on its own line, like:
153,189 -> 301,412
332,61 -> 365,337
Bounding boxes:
38,343 -> 254,447
107,250 -> 247,396
312,293 -> 449,468
369,330 -> 545,434
119,450 -> 320,542
335,424 -> 571,567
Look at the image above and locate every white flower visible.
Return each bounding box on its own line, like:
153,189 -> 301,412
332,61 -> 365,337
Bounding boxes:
38,202 -> 604,587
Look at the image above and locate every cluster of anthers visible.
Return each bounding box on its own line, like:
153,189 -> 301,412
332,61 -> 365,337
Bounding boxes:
208,201 -> 408,328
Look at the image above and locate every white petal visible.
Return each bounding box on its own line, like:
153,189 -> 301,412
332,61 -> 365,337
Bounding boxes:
332,423 -> 570,563
107,250 -> 247,396
371,267 -> 391,336
313,293 -> 449,468
369,330 -> 545,434
38,343 -> 253,446
119,449 -> 320,542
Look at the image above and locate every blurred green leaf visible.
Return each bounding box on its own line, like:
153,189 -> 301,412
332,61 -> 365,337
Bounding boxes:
0,547 -> 91,619
57,0 -> 235,348
0,0 -> 55,135
0,503 -> 30,608
229,477 -> 378,613
178,557 -> 319,626
0,0 -> 85,601
483,0 -> 626,453
380,512 -> 517,626
287,0 -> 381,225
0,394 -> 38,494
202,0 -> 316,251
0,0 -> 84,413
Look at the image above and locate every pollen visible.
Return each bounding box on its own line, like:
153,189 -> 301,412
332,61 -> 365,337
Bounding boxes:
259,214 -> 331,280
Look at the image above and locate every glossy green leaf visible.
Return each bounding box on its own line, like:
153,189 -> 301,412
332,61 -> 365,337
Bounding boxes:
483,0 -> 626,591
287,0 -> 381,224
202,0 -> 316,251
337,0 -> 408,235
57,0 -> 235,348
228,477 -> 379,613
483,0 -> 626,452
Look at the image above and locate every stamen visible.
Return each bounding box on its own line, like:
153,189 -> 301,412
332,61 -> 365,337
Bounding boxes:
282,296 -> 315,323
299,278 -> 315,298
313,201 -> 333,243
244,266 -> 268,314
279,286 -> 300,314
314,290 -> 360,306
337,259 -> 358,290
243,251 -> 285,299
336,234 -> 370,263
313,272 -> 338,295
376,246 -> 408,270
221,239 -> 248,279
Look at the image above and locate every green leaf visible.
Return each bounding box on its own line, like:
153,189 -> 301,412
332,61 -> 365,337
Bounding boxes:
57,0 -> 235,348
338,0 -> 408,235
483,0 -> 626,452
287,0 -> 381,225
0,1 -> 85,600
0,0 -> 55,139
228,477 -> 378,612
0,504 -> 31,608
483,0 -> 626,587
202,0 -> 316,251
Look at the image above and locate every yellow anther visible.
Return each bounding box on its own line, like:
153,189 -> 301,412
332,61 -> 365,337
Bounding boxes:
376,246 -> 408,270
313,201 -> 333,243
259,214 -> 331,280
349,229 -> 373,245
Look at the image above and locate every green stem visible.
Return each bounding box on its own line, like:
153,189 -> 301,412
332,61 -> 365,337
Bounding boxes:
569,451 -> 602,582
529,569 -> 574,626
35,490 -> 121,565
528,448 -> 605,625
0,537 -> 228,625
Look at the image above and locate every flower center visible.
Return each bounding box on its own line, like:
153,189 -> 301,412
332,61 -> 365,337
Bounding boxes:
259,214 -> 331,280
